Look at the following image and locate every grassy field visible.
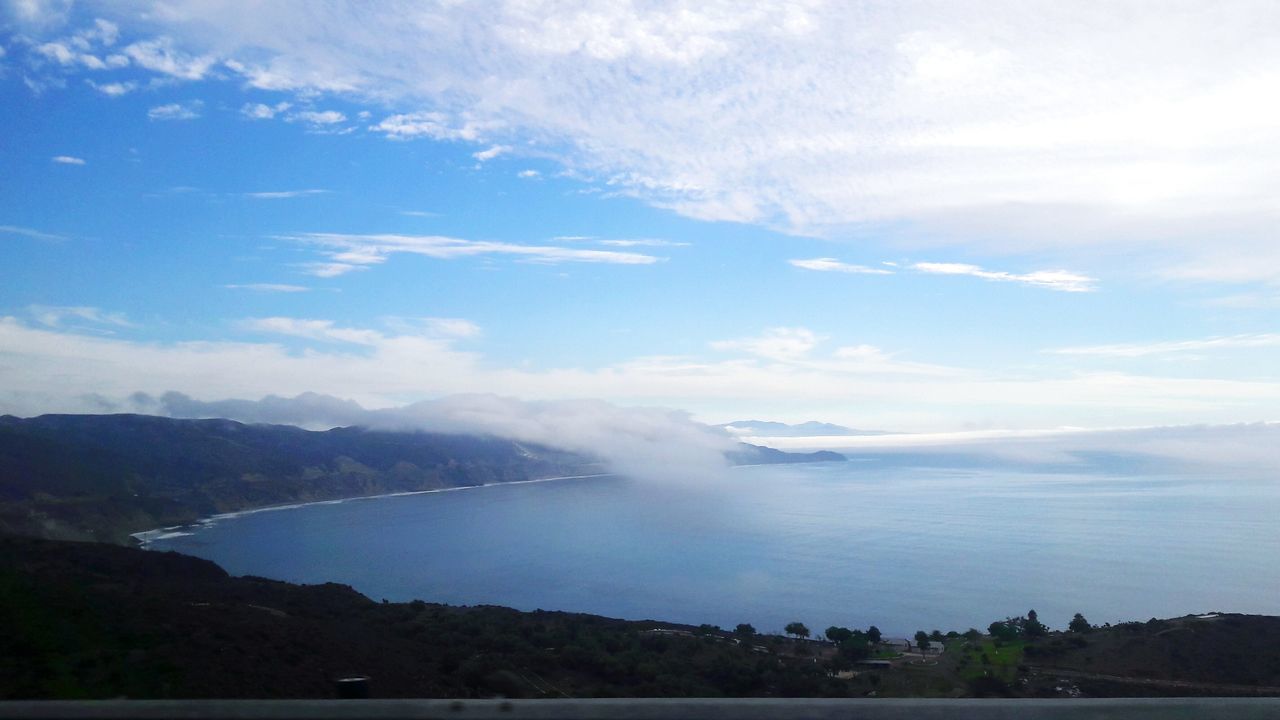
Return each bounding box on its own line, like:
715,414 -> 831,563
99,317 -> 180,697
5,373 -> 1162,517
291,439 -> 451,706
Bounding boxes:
953,638 -> 1026,683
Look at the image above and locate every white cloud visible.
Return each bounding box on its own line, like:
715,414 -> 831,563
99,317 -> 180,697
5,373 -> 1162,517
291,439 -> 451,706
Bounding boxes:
242,317 -> 383,346
371,112 -> 487,141
87,80 -> 135,96
7,318 -> 1280,433
123,37 -> 214,80
147,101 -> 202,121
473,145 -> 511,161
244,189 -> 329,199
44,2 -> 1280,284
288,232 -> 661,275
222,283 -> 310,293
598,239 -> 689,248
50,154 -> 84,165
517,169 -> 541,178
789,258 -> 894,275
1049,333 -> 1280,358
28,305 -> 132,329
399,210 -> 439,218
912,262 -> 1096,292
0,224 -> 67,241
240,101 -> 291,119
711,327 -> 823,362
289,109 -> 345,125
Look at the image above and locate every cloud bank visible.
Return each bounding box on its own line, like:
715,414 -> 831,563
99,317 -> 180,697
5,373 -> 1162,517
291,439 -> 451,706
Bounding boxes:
142,391 -> 736,484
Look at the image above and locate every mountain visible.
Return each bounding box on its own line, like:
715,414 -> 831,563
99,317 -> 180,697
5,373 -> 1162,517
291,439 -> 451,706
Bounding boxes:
727,443 -> 845,465
718,420 -> 889,437
0,413 -> 600,545
0,414 -> 840,545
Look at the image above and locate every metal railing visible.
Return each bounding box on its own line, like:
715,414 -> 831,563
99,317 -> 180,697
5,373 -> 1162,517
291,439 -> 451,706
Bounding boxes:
3,698 -> 1280,720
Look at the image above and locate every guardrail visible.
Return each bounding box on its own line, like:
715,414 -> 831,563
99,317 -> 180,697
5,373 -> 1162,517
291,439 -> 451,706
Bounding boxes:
3,698 -> 1280,720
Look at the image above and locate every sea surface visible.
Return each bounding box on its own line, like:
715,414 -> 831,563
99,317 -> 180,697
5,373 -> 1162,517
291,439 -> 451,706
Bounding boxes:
144,461 -> 1280,635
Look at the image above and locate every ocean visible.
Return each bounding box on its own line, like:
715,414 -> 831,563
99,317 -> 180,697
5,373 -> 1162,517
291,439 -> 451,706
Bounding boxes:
142,460 -> 1280,635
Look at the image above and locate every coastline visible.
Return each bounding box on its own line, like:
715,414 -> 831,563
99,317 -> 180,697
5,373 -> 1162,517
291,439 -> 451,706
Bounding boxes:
130,472 -> 615,549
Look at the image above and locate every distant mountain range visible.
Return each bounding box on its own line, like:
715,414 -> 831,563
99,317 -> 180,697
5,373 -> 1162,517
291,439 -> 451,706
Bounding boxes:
718,420 -> 890,437
0,413 -> 842,545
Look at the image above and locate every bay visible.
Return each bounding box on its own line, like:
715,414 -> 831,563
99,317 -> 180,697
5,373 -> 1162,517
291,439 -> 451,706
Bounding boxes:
145,461 -> 1280,635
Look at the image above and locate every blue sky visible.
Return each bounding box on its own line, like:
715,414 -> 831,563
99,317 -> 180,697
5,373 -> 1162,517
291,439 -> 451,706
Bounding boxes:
3,1 -> 1280,432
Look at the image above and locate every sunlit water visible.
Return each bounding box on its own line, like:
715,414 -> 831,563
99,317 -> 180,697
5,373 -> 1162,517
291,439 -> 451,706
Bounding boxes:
145,461 -> 1280,635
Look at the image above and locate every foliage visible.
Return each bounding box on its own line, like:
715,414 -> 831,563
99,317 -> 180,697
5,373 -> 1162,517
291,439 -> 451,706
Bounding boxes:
1068,613 -> 1092,633
784,622 -> 810,640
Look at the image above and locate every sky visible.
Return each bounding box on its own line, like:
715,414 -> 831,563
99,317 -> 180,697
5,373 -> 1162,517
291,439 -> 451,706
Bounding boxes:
3,0 -> 1280,434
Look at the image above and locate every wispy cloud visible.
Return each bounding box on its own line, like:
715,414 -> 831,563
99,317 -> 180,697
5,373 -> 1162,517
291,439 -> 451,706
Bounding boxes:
33,4 -> 1280,283
517,169 -> 541,179
123,37 -> 214,80
1048,333 -> 1280,358
912,262 -> 1096,293
1,225 -> 67,242
87,80 -> 135,96
242,317 -> 382,345
51,155 -> 85,165
245,189 -> 330,199
147,101 -> 202,121
287,232 -> 661,276
473,145 -> 511,161
789,258 -> 893,275
28,305 -> 133,329
399,210 -> 440,218
240,101 -> 291,119
223,283 -> 311,293
598,239 -> 689,248
370,112 -> 487,141
711,327 -> 823,362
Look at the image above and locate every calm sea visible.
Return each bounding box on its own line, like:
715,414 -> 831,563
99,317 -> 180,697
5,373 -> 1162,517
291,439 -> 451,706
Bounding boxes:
144,461 -> 1280,635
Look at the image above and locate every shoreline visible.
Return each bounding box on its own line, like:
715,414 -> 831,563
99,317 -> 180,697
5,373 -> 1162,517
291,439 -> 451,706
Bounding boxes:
130,472 -> 615,548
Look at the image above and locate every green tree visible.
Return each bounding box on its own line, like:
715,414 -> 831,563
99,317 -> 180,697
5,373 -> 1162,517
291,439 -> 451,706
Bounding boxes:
929,629 -> 944,642
1068,613 -> 1091,633
963,628 -> 982,642
785,622 -> 810,640
825,626 -> 853,643
735,623 -> 756,638
1025,609 -> 1047,638
867,626 -> 882,644
914,630 -> 932,653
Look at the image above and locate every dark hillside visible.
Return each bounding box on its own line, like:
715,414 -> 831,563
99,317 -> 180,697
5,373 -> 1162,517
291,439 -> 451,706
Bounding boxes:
0,414 -> 599,544
0,536 -> 847,699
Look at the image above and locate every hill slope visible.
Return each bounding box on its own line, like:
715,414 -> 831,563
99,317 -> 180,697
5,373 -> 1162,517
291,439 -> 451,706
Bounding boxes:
0,414 -> 599,544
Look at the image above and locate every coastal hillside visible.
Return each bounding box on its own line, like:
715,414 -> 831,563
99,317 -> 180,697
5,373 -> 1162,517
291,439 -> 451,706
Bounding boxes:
2,535 -> 1277,700
0,414 -> 600,545
0,414 -> 844,545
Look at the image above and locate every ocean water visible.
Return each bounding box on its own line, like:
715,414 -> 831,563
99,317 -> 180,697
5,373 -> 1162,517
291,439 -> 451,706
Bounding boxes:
144,461 -> 1280,635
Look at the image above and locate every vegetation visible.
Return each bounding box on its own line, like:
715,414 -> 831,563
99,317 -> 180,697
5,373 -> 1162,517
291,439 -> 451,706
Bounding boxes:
4,535 -> 1280,699
784,622 -> 811,640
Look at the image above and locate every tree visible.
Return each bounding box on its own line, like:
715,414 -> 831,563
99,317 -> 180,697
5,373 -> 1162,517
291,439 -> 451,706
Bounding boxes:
1025,609 -> 1047,638
735,623 -> 756,639
929,629 -> 944,642
867,626 -> 882,644
785,622 -> 810,640
1068,613 -> 1091,633
914,630 -> 932,653
963,628 -> 982,642
825,626 -> 853,643
989,620 -> 1021,642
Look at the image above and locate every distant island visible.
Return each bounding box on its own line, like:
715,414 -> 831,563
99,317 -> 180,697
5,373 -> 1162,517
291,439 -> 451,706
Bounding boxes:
718,420 -> 891,437
2,533 -> 1277,700
0,413 -> 843,545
